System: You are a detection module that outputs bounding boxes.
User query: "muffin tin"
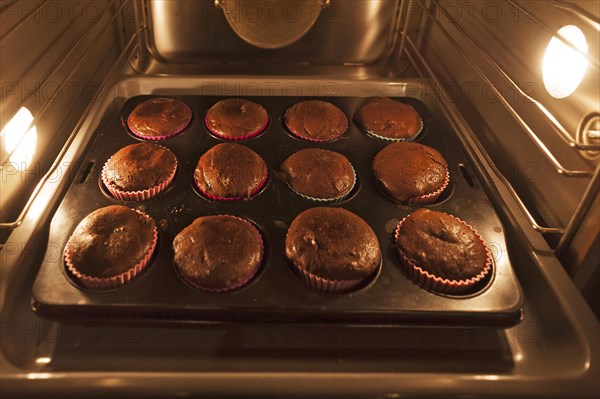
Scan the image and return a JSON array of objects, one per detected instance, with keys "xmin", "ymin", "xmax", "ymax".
[{"xmin": 32, "ymin": 95, "xmax": 524, "ymax": 327}]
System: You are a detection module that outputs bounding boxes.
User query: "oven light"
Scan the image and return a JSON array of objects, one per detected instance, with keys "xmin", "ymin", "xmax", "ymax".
[
  {"xmin": 542, "ymin": 25, "xmax": 588, "ymax": 99},
  {"xmin": 35, "ymin": 357, "xmax": 52, "ymax": 365},
  {"xmin": 1, "ymin": 107, "xmax": 37, "ymax": 171}
]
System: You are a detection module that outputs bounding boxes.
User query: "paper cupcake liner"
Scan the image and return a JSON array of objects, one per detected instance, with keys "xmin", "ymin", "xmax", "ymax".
[
  {"xmin": 178, "ymin": 216, "xmax": 263, "ymax": 293},
  {"xmin": 204, "ymin": 114, "xmax": 269, "ymax": 141},
  {"xmin": 363, "ymin": 117, "xmax": 424, "ymax": 143},
  {"xmin": 285, "ymin": 112, "xmax": 348, "ymax": 143},
  {"xmin": 295, "ymin": 265, "xmax": 364, "ymax": 293},
  {"xmin": 394, "ymin": 215, "xmax": 492, "ymax": 295},
  {"xmin": 287, "ymin": 164, "xmax": 357, "ymax": 203},
  {"xmin": 194, "ymin": 164, "xmax": 268, "ymax": 201},
  {"xmin": 64, "ymin": 210, "xmax": 158, "ymax": 290},
  {"xmin": 404, "ymin": 168, "xmax": 450, "ymax": 205},
  {"xmin": 101, "ymin": 148, "xmax": 178, "ymax": 202},
  {"xmin": 127, "ymin": 102, "xmax": 192, "ymax": 141}
]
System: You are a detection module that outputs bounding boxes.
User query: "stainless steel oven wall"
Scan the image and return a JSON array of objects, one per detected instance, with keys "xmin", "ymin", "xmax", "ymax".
[
  {"xmin": 0, "ymin": 0, "xmax": 132, "ymax": 232},
  {"xmin": 144, "ymin": 0, "xmax": 401, "ymax": 66},
  {"xmin": 399, "ymin": 0, "xmax": 599, "ymax": 275}
]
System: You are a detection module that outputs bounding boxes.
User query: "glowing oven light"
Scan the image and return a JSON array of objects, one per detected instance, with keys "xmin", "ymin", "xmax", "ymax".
[
  {"xmin": 1, "ymin": 107, "xmax": 37, "ymax": 171},
  {"xmin": 543, "ymin": 25, "xmax": 588, "ymax": 99}
]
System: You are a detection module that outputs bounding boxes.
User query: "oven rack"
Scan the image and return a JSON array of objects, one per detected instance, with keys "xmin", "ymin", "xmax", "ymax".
[
  {"xmin": 398, "ymin": 0, "xmax": 599, "ymax": 258},
  {"xmin": 0, "ymin": 0, "xmax": 142, "ymax": 229}
]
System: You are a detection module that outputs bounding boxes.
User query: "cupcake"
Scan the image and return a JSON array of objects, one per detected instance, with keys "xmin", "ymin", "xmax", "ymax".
[
  {"xmin": 394, "ymin": 209, "xmax": 492, "ymax": 294},
  {"xmin": 193, "ymin": 143, "xmax": 268, "ymax": 201},
  {"xmin": 283, "ymin": 100, "xmax": 347, "ymax": 142},
  {"xmin": 64, "ymin": 205, "xmax": 157, "ymax": 290},
  {"xmin": 372, "ymin": 142, "xmax": 449, "ymax": 204},
  {"xmin": 285, "ymin": 207, "xmax": 381, "ymax": 292},
  {"xmin": 102, "ymin": 142, "xmax": 178, "ymax": 201},
  {"xmin": 127, "ymin": 97, "xmax": 192, "ymax": 140},
  {"xmin": 279, "ymin": 148, "xmax": 355, "ymax": 201},
  {"xmin": 354, "ymin": 97, "xmax": 423, "ymax": 141},
  {"xmin": 173, "ymin": 215, "xmax": 263, "ymax": 292},
  {"xmin": 205, "ymin": 98, "xmax": 268, "ymax": 140}
]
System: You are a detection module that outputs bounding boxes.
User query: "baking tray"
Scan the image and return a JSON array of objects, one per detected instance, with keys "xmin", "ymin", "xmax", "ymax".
[{"xmin": 32, "ymin": 95, "xmax": 524, "ymax": 327}]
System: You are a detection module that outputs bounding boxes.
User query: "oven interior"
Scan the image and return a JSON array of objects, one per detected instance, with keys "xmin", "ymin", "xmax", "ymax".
[{"xmin": 0, "ymin": 1, "xmax": 598, "ymax": 397}]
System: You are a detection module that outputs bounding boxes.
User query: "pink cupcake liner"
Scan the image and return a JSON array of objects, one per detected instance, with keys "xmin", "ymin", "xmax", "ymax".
[
  {"xmin": 285, "ymin": 112, "xmax": 348, "ymax": 143},
  {"xmin": 404, "ymin": 168, "xmax": 450, "ymax": 205},
  {"xmin": 204, "ymin": 113, "xmax": 269, "ymax": 141},
  {"xmin": 394, "ymin": 215, "xmax": 493, "ymax": 295},
  {"xmin": 64, "ymin": 210, "xmax": 158, "ymax": 290},
  {"xmin": 287, "ymin": 163, "xmax": 357, "ymax": 203},
  {"xmin": 364, "ymin": 117, "xmax": 424, "ymax": 143},
  {"xmin": 101, "ymin": 149, "xmax": 178, "ymax": 202},
  {"xmin": 127, "ymin": 101, "xmax": 192, "ymax": 141},
  {"xmin": 178, "ymin": 216, "xmax": 263, "ymax": 293},
  {"xmin": 295, "ymin": 265, "xmax": 364, "ymax": 293},
  {"xmin": 194, "ymin": 164, "xmax": 268, "ymax": 201}
]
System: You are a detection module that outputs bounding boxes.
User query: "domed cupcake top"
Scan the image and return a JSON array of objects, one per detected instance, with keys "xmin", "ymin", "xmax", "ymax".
[
  {"xmin": 193, "ymin": 143, "xmax": 267, "ymax": 200},
  {"xmin": 354, "ymin": 97, "xmax": 422, "ymax": 140},
  {"xmin": 66, "ymin": 205, "xmax": 156, "ymax": 279},
  {"xmin": 205, "ymin": 98, "xmax": 268, "ymax": 140},
  {"xmin": 395, "ymin": 208, "xmax": 489, "ymax": 281},
  {"xmin": 372, "ymin": 142, "xmax": 448, "ymax": 203},
  {"xmin": 286, "ymin": 207, "xmax": 381, "ymax": 281},
  {"xmin": 173, "ymin": 215, "xmax": 263, "ymax": 291},
  {"xmin": 284, "ymin": 100, "xmax": 347, "ymax": 142},
  {"xmin": 127, "ymin": 97, "xmax": 192, "ymax": 140},
  {"xmin": 104, "ymin": 142, "xmax": 177, "ymax": 192},
  {"xmin": 280, "ymin": 148, "xmax": 355, "ymax": 200}
]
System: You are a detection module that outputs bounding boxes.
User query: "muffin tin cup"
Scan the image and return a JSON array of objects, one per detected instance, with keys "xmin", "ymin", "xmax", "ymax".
[
  {"xmin": 64, "ymin": 210, "xmax": 158, "ymax": 290},
  {"xmin": 362, "ymin": 117, "xmax": 424, "ymax": 143},
  {"xmin": 404, "ymin": 168, "xmax": 450, "ymax": 205},
  {"xmin": 295, "ymin": 266, "xmax": 365, "ymax": 293},
  {"xmin": 394, "ymin": 215, "xmax": 493, "ymax": 295},
  {"xmin": 284, "ymin": 113, "xmax": 349, "ymax": 143},
  {"xmin": 175, "ymin": 215, "xmax": 264, "ymax": 293},
  {"xmin": 127, "ymin": 101, "xmax": 193, "ymax": 141},
  {"xmin": 101, "ymin": 149, "xmax": 178, "ymax": 202},
  {"xmin": 286, "ymin": 164, "xmax": 357, "ymax": 203},
  {"xmin": 204, "ymin": 114, "xmax": 269, "ymax": 141}
]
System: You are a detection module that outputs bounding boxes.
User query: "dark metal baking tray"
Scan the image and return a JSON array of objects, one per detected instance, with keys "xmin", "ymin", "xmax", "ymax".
[{"xmin": 32, "ymin": 95, "xmax": 523, "ymax": 327}]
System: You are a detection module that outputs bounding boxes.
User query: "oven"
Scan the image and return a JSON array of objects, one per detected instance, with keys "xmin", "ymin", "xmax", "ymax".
[{"xmin": 1, "ymin": 1, "xmax": 598, "ymax": 397}]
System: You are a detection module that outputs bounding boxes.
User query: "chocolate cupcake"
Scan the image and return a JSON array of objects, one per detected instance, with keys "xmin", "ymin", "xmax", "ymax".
[
  {"xmin": 127, "ymin": 97, "xmax": 192, "ymax": 140},
  {"xmin": 285, "ymin": 207, "xmax": 381, "ymax": 292},
  {"xmin": 173, "ymin": 215, "xmax": 263, "ymax": 292},
  {"xmin": 205, "ymin": 98, "xmax": 268, "ymax": 140},
  {"xmin": 354, "ymin": 97, "xmax": 423, "ymax": 141},
  {"xmin": 372, "ymin": 142, "xmax": 449, "ymax": 204},
  {"xmin": 102, "ymin": 143, "xmax": 178, "ymax": 201},
  {"xmin": 280, "ymin": 148, "xmax": 356, "ymax": 201},
  {"xmin": 283, "ymin": 100, "xmax": 347, "ymax": 142},
  {"xmin": 394, "ymin": 209, "xmax": 492, "ymax": 294},
  {"xmin": 64, "ymin": 205, "xmax": 158, "ymax": 290},
  {"xmin": 193, "ymin": 143, "xmax": 268, "ymax": 201}
]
